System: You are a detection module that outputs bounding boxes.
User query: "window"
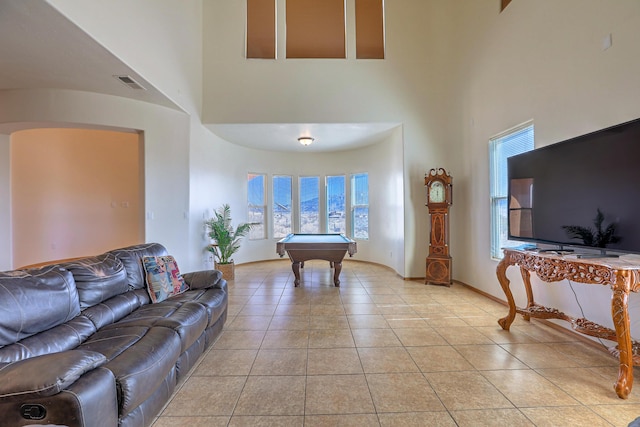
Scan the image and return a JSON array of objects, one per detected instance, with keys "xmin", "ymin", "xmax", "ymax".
[
  {"xmin": 326, "ymin": 175, "xmax": 346, "ymax": 234},
  {"xmin": 248, "ymin": 173, "xmax": 266, "ymax": 239},
  {"xmin": 246, "ymin": 0, "xmax": 276, "ymax": 59},
  {"xmin": 351, "ymin": 173, "xmax": 369, "ymax": 239},
  {"xmin": 246, "ymin": 0, "xmax": 384, "ymax": 60},
  {"xmin": 501, "ymin": 0, "xmax": 512, "ymax": 12},
  {"xmin": 256, "ymin": 172, "xmax": 369, "ymax": 238},
  {"xmin": 489, "ymin": 123, "xmax": 534, "ymax": 259},
  {"xmin": 355, "ymin": 0, "xmax": 384, "ymax": 59},
  {"xmin": 299, "ymin": 176, "xmax": 320, "ymax": 233},
  {"xmin": 286, "ymin": 0, "xmax": 345, "ymax": 58},
  {"xmin": 273, "ymin": 175, "xmax": 292, "ymax": 238}
]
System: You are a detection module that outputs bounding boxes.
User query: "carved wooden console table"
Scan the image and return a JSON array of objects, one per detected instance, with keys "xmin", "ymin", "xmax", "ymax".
[{"xmin": 496, "ymin": 248, "xmax": 640, "ymax": 399}]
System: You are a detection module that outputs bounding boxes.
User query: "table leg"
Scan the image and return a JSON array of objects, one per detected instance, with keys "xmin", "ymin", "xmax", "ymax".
[
  {"xmin": 612, "ymin": 271, "xmax": 634, "ymax": 399},
  {"xmin": 497, "ymin": 256, "xmax": 516, "ymax": 331},
  {"xmin": 333, "ymin": 262, "xmax": 342, "ymax": 287},
  {"xmin": 292, "ymin": 262, "xmax": 301, "ymax": 287},
  {"xmin": 520, "ymin": 267, "xmax": 534, "ymax": 322}
]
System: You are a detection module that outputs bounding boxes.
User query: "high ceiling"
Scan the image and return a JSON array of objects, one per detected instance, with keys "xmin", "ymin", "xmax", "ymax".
[
  {"xmin": 206, "ymin": 123, "xmax": 399, "ymax": 153},
  {"xmin": 0, "ymin": 1, "xmax": 176, "ymax": 110},
  {"xmin": 0, "ymin": 1, "xmax": 396, "ymax": 152}
]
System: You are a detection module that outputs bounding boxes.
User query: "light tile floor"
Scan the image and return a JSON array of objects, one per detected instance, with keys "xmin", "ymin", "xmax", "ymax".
[{"xmin": 152, "ymin": 259, "xmax": 640, "ymax": 426}]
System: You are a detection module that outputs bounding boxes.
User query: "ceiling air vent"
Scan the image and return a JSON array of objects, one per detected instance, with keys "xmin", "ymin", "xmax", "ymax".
[{"xmin": 114, "ymin": 75, "xmax": 146, "ymax": 90}]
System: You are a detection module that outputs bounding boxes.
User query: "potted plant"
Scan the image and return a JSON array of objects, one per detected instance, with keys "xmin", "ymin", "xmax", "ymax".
[{"xmin": 205, "ymin": 204, "xmax": 252, "ymax": 280}]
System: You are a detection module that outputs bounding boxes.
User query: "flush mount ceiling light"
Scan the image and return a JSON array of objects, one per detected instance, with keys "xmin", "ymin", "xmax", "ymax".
[{"xmin": 298, "ymin": 136, "xmax": 314, "ymax": 146}]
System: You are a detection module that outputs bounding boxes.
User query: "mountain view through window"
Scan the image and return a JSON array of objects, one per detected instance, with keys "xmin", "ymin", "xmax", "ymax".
[{"xmin": 249, "ymin": 173, "xmax": 369, "ymax": 239}]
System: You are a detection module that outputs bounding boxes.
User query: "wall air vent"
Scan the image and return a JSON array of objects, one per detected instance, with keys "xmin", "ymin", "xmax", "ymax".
[{"xmin": 114, "ymin": 75, "xmax": 146, "ymax": 90}]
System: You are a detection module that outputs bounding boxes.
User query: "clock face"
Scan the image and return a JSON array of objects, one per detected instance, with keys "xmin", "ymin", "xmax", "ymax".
[{"xmin": 429, "ymin": 181, "xmax": 445, "ymax": 203}]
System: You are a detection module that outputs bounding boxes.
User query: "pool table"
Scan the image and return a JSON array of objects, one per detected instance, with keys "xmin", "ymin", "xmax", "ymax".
[{"xmin": 276, "ymin": 233, "xmax": 357, "ymax": 287}]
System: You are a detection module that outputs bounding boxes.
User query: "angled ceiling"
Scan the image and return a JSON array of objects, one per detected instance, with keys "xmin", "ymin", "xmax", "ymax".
[
  {"xmin": 0, "ymin": 0, "xmax": 396, "ymax": 152},
  {"xmin": 0, "ymin": 1, "xmax": 178, "ymax": 110}
]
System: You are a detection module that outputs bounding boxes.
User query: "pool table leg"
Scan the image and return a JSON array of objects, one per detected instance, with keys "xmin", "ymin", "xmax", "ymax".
[
  {"xmin": 292, "ymin": 261, "xmax": 301, "ymax": 287},
  {"xmin": 333, "ymin": 262, "xmax": 342, "ymax": 287}
]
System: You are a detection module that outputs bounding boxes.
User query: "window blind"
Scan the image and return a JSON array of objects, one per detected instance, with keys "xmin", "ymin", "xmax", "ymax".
[{"xmin": 489, "ymin": 123, "xmax": 534, "ymax": 259}]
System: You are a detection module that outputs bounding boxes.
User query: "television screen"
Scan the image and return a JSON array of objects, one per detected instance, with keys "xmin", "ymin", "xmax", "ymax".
[{"xmin": 507, "ymin": 117, "xmax": 640, "ymax": 254}]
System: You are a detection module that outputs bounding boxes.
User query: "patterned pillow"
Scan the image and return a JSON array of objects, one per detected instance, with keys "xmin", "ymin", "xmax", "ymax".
[{"xmin": 142, "ymin": 255, "xmax": 189, "ymax": 303}]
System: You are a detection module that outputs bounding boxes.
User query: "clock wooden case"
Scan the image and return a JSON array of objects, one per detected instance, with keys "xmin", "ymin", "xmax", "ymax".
[{"xmin": 425, "ymin": 168, "xmax": 453, "ymax": 286}]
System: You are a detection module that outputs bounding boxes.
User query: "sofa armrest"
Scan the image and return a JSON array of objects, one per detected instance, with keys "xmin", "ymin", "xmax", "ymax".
[
  {"xmin": 182, "ymin": 270, "xmax": 226, "ymax": 291},
  {"xmin": 0, "ymin": 350, "xmax": 106, "ymax": 401}
]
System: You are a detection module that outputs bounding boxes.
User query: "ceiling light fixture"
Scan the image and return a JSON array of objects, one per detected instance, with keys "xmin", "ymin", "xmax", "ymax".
[{"xmin": 298, "ymin": 136, "xmax": 314, "ymax": 146}]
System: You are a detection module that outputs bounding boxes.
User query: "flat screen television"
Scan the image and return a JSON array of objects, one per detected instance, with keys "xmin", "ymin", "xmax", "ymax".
[{"xmin": 507, "ymin": 117, "xmax": 640, "ymax": 255}]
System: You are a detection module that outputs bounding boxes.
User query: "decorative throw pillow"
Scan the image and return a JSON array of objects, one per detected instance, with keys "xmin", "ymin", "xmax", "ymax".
[{"xmin": 142, "ymin": 255, "xmax": 189, "ymax": 303}]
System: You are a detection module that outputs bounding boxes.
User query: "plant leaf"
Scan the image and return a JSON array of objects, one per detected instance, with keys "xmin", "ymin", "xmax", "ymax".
[{"xmin": 205, "ymin": 204, "xmax": 253, "ymax": 264}]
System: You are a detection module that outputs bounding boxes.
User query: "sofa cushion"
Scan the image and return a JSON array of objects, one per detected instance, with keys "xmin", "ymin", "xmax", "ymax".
[
  {"xmin": 0, "ymin": 350, "xmax": 106, "ymax": 399},
  {"xmin": 59, "ymin": 253, "xmax": 129, "ymax": 309},
  {"xmin": 170, "ymin": 288, "xmax": 228, "ymax": 328},
  {"xmin": 0, "ymin": 315, "xmax": 96, "ymax": 363},
  {"xmin": 81, "ymin": 291, "xmax": 142, "ymax": 330},
  {"xmin": 142, "ymin": 255, "xmax": 189, "ymax": 303},
  {"xmin": 101, "ymin": 301, "xmax": 208, "ymax": 353},
  {"xmin": 79, "ymin": 325, "xmax": 181, "ymax": 415},
  {"xmin": 0, "ymin": 266, "xmax": 80, "ymax": 347},
  {"xmin": 182, "ymin": 269, "xmax": 223, "ymax": 290},
  {"xmin": 108, "ymin": 243, "xmax": 168, "ymax": 290}
]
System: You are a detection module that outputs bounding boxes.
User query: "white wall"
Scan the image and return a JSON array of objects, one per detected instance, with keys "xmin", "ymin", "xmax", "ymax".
[
  {"xmin": 202, "ymin": 0, "xmax": 460, "ymax": 278},
  {"xmin": 42, "ymin": 0, "xmax": 213, "ymax": 272},
  {"xmin": 451, "ymin": 0, "xmax": 640, "ymax": 336},
  {"xmin": 0, "ymin": 89, "xmax": 192, "ymax": 268},
  {"xmin": 40, "ymin": 0, "xmax": 459, "ymax": 277},
  {"xmin": 189, "ymin": 125, "xmax": 405, "ymax": 274},
  {"xmin": 16, "ymin": 1, "xmax": 638, "ymax": 319},
  {"xmin": 47, "ymin": 0, "xmax": 203, "ymax": 115}
]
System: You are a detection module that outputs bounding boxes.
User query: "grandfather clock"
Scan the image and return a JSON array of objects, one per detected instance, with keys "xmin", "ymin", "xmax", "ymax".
[{"xmin": 425, "ymin": 168, "xmax": 453, "ymax": 286}]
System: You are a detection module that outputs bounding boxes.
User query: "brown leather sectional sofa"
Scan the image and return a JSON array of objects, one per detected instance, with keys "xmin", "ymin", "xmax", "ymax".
[{"xmin": 0, "ymin": 243, "xmax": 228, "ymax": 427}]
